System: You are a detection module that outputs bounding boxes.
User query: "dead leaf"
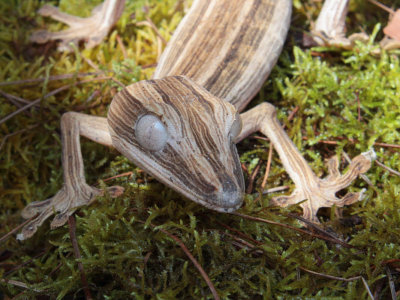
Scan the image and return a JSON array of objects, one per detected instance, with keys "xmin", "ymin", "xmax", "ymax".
[{"xmin": 384, "ymin": 9, "xmax": 400, "ymax": 41}]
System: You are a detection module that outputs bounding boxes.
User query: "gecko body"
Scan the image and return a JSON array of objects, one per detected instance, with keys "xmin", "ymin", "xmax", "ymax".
[{"xmin": 18, "ymin": 0, "xmax": 374, "ymax": 240}]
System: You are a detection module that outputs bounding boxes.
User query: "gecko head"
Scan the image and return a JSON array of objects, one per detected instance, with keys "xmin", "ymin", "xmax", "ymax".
[{"xmin": 108, "ymin": 76, "xmax": 244, "ymax": 212}]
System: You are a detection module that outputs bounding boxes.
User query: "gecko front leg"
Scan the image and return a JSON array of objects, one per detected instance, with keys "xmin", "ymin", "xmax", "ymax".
[
  {"xmin": 30, "ymin": 0, "xmax": 125, "ymax": 51},
  {"xmin": 18, "ymin": 112, "xmax": 123, "ymax": 240},
  {"xmin": 237, "ymin": 103, "xmax": 375, "ymax": 223}
]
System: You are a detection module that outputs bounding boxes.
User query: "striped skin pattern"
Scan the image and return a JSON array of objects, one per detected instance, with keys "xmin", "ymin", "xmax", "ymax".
[
  {"xmin": 108, "ymin": 76, "xmax": 245, "ymax": 212},
  {"xmin": 107, "ymin": 0, "xmax": 292, "ymax": 212},
  {"xmin": 153, "ymin": 0, "xmax": 292, "ymax": 112},
  {"xmin": 19, "ymin": 0, "xmax": 294, "ymax": 240}
]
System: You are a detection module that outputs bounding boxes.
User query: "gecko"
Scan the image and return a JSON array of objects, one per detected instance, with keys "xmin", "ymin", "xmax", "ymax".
[{"xmin": 17, "ymin": 0, "xmax": 375, "ymax": 240}]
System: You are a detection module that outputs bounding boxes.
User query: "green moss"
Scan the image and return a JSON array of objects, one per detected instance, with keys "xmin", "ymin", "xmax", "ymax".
[{"xmin": 1, "ymin": 0, "xmax": 400, "ymax": 299}]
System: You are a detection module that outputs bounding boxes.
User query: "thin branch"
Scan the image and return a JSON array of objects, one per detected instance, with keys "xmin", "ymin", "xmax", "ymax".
[
  {"xmin": 246, "ymin": 160, "xmax": 262, "ymax": 194},
  {"xmin": 373, "ymin": 142, "xmax": 400, "ymax": 149},
  {"xmin": 216, "ymin": 221, "xmax": 262, "ymax": 246},
  {"xmin": 299, "ymin": 267, "xmax": 374, "ymax": 300},
  {"xmin": 0, "ymin": 214, "xmax": 38, "ymax": 245},
  {"xmin": 0, "ymin": 90, "xmax": 32, "ymax": 106},
  {"xmin": 262, "ymin": 185, "xmax": 289, "ymax": 194},
  {"xmin": 0, "ymin": 72, "xmax": 100, "ymax": 87},
  {"xmin": 288, "ymin": 213, "xmax": 340, "ymax": 241},
  {"xmin": 4, "ymin": 249, "xmax": 47, "ymax": 277},
  {"xmin": 385, "ymin": 266, "xmax": 397, "ymax": 300},
  {"xmin": 232, "ymin": 212, "xmax": 355, "ymax": 249},
  {"xmin": 0, "ymin": 125, "xmax": 38, "ymax": 152},
  {"xmin": 68, "ymin": 215, "xmax": 93, "ymax": 300},
  {"xmin": 261, "ymin": 145, "xmax": 274, "ymax": 190},
  {"xmin": 375, "ymin": 160, "xmax": 400, "ymax": 177},
  {"xmin": 138, "ymin": 220, "xmax": 220, "ymax": 300},
  {"xmin": 283, "ymin": 106, "xmax": 299, "ymax": 129},
  {"xmin": 83, "ymin": 57, "xmax": 125, "ymax": 88},
  {"xmin": 0, "ymin": 76, "xmax": 110, "ymax": 125},
  {"xmin": 355, "ymin": 91, "xmax": 362, "ymax": 122},
  {"xmin": 302, "ymin": 136, "xmax": 400, "ymax": 150},
  {"xmin": 102, "ymin": 171, "xmax": 134, "ymax": 183},
  {"xmin": 116, "ymin": 34, "xmax": 128, "ymax": 59},
  {"xmin": 0, "ymin": 279, "xmax": 42, "ymax": 292},
  {"xmin": 136, "ymin": 18, "xmax": 168, "ymax": 45},
  {"xmin": 368, "ymin": 0, "xmax": 395, "ymax": 14}
]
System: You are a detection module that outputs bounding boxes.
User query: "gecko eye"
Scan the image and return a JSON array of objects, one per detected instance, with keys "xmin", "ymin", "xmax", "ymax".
[
  {"xmin": 135, "ymin": 114, "xmax": 168, "ymax": 151},
  {"xmin": 229, "ymin": 112, "xmax": 242, "ymax": 139}
]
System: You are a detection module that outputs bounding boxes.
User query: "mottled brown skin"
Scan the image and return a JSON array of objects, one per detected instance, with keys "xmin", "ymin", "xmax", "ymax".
[{"xmin": 19, "ymin": 0, "xmax": 375, "ymax": 240}]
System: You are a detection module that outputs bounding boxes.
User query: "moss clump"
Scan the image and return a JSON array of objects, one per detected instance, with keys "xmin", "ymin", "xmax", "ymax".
[{"xmin": 1, "ymin": 0, "xmax": 400, "ymax": 299}]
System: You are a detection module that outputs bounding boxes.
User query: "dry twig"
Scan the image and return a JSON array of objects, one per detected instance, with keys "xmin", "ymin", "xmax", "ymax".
[
  {"xmin": 0, "ymin": 76, "xmax": 110, "ymax": 125},
  {"xmin": 232, "ymin": 212, "xmax": 354, "ymax": 249},
  {"xmin": 299, "ymin": 266, "xmax": 374, "ymax": 300},
  {"xmin": 68, "ymin": 216, "xmax": 93, "ymax": 300},
  {"xmin": 137, "ymin": 220, "xmax": 220, "ymax": 300}
]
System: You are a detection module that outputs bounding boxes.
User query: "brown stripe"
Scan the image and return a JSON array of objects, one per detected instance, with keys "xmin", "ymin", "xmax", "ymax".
[{"xmin": 204, "ymin": 0, "xmax": 274, "ymax": 98}]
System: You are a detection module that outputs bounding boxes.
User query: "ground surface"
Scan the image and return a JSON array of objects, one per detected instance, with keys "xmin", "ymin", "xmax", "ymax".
[{"xmin": 1, "ymin": 0, "xmax": 400, "ymax": 299}]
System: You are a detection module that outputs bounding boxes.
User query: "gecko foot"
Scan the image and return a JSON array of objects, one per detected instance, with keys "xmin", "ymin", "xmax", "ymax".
[
  {"xmin": 30, "ymin": 0, "xmax": 125, "ymax": 51},
  {"xmin": 309, "ymin": 0, "xmax": 369, "ymax": 49},
  {"xmin": 270, "ymin": 150, "xmax": 376, "ymax": 223},
  {"xmin": 17, "ymin": 184, "xmax": 124, "ymax": 240}
]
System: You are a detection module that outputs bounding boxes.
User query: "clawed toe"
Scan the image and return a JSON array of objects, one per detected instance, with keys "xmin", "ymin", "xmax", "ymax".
[
  {"xmin": 30, "ymin": 1, "xmax": 125, "ymax": 51},
  {"xmin": 271, "ymin": 150, "xmax": 375, "ymax": 223},
  {"xmin": 17, "ymin": 182, "xmax": 125, "ymax": 240}
]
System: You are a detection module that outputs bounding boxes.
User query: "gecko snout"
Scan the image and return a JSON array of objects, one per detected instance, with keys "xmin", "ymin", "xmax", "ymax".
[{"xmin": 211, "ymin": 175, "xmax": 244, "ymax": 213}]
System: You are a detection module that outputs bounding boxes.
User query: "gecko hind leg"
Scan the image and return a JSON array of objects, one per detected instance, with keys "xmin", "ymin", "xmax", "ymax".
[
  {"xmin": 18, "ymin": 112, "xmax": 123, "ymax": 240},
  {"xmin": 310, "ymin": 0, "xmax": 368, "ymax": 49},
  {"xmin": 236, "ymin": 102, "xmax": 375, "ymax": 223},
  {"xmin": 30, "ymin": 0, "xmax": 126, "ymax": 51}
]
